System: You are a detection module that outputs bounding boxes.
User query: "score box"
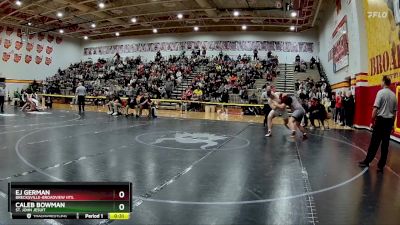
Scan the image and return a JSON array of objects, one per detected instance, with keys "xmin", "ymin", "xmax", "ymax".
[{"xmin": 8, "ymin": 182, "xmax": 132, "ymax": 219}]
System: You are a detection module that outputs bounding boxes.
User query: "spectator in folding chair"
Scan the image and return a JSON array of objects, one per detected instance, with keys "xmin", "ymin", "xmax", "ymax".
[
  {"xmin": 125, "ymin": 96, "xmax": 139, "ymax": 117},
  {"xmin": 45, "ymin": 96, "xmax": 53, "ymax": 109},
  {"xmin": 150, "ymin": 99, "xmax": 158, "ymax": 118},
  {"xmin": 12, "ymin": 90, "xmax": 21, "ymax": 107},
  {"xmin": 107, "ymin": 95, "xmax": 122, "ymax": 116},
  {"xmin": 138, "ymin": 94, "xmax": 152, "ymax": 118},
  {"xmin": 308, "ymin": 98, "xmax": 329, "ymax": 130}
]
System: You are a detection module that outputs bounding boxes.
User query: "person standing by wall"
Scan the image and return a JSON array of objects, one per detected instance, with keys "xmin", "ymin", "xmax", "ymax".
[
  {"xmin": 75, "ymin": 82, "xmax": 86, "ymax": 113},
  {"xmin": 0, "ymin": 82, "xmax": 5, "ymax": 113},
  {"xmin": 335, "ymin": 91, "xmax": 343, "ymax": 124},
  {"xmin": 165, "ymin": 78, "xmax": 174, "ymax": 99},
  {"xmin": 294, "ymin": 54, "xmax": 301, "ymax": 72},
  {"xmin": 253, "ymin": 49, "xmax": 258, "ymax": 60},
  {"xmin": 343, "ymin": 91, "xmax": 355, "ymax": 127},
  {"xmin": 359, "ymin": 76, "xmax": 397, "ymax": 172}
]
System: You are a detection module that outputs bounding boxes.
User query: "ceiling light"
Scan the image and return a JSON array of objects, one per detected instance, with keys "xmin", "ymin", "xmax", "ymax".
[
  {"xmin": 91, "ymin": 23, "xmax": 96, "ymax": 28},
  {"xmin": 15, "ymin": 0, "xmax": 22, "ymax": 6},
  {"xmin": 177, "ymin": 13, "xmax": 183, "ymax": 19},
  {"xmin": 131, "ymin": 18, "xmax": 137, "ymax": 23},
  {"xmin": 98, "ymin": 2, "xmax": 105, "ymax": 9},
  {"xmin": 153, "ymin": 28, "xmax": 158, "ymax": 33},
  {"xmin": 194, "ymin": 26, "xmax": 199, "ymax": 31},
  {"xmin": 115, "ymin": 32, "xmax": 120, "ymax": 36},
  {"xmin": 56, "ymin": 12, "xmax": 63, "ymax": 18},
  {"xmin": 241, "ymin": 25, "xmax": 247, "ymax": 30},
  {"xmin": 290, "ymin": 26, "xmax": 295, "ymax": 31},
  {"xmin": 291, "ymin": 11, "xmax": 297, "ymax": 17},
  {"xmin": 27, "ymin": 22, "xmax": 32, "ymax": 26},
  {"xmin": 59, "ymin": 29, "xmax": 64, "ymax": 34},
  {"xmin": 84, "ymin": 36, "xmax": 88, "ymax": 40},
  {"xmin": 233, "ymin": 11, "xmax": 239, "ymax": 17}
]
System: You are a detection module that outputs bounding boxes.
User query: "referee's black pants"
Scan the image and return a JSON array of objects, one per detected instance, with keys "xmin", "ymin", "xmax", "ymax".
[
  {"xmin": 77, "ymin": 96, "xmax": 85, "ymax": 112},
  {"xmin": 0, "ymin": 96, "xmax": 4, "ymax": 113},
  {"xmin": 364, "ymin": 116, "xmax": 395, "ymax": 169},
  {"xmin": 263, "ymin": 104, "xmax": 271, "ymax": 127}
]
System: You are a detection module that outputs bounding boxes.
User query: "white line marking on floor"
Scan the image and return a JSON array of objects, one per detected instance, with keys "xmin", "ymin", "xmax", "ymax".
[
  {"xmin": 0, "ymin": 129, "xmax": 26, "ymax": 135},
  {"xmin": 312, "ymin": 133, "xmax": 400, "ymax": 179}
]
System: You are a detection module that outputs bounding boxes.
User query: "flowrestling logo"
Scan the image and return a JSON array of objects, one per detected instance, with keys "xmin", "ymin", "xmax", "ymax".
[{"xmin": 368, "ymin": 11, "xmax": 388, "ymax": 18}]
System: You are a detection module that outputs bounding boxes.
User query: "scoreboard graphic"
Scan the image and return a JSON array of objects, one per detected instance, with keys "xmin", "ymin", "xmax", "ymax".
[{"xmin": 8, "ymin": 182, "xmax": 132, "ymax": 220}]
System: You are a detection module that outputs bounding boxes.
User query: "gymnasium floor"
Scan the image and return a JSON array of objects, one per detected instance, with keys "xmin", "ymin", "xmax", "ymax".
[{"xmin": 0, "ymin": 106, "xmax": 400, "ymax": 225}]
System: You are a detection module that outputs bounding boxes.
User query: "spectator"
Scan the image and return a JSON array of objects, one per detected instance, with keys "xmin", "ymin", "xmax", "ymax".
[
  {"xmin": 267, "ymin": 51, "xmax": 272, "ymax": 58},
  {"xmin": 0, "ymin": 83, "xmax": 5, "ymax": 113},
  {"xmin": 107, "ymin": 94, "xmax": 122, "ymax": 116},
  {"xmin": 335, "ymin": 91, "xmax": 343, "ymax": 124},
  {"xmin": 310, "ymin": 56, "xmax": 316, "ymax": 69},
  {"xmin": 219, "ymin": 51, "xmax": 223, "ymax": 60},
  {"xmin": 165, "ymin": 78, "xmax": 174, "ymax": 99},
  {"xmin": 138, "ymin": 93, "xmax": 151, "ymax": 117},
  {"xmin": 343, "ymin": 91, "xmax": 355, "ymax": 127},
  {"xmin": 249, "ymin": 93, "xmax": 258, "ymax": 104},
  {"xmin": 309, "ymin": 98, "xmax": 328, "ymax": 130},
  {"xmin": 294, "ymin": 54, "xmax": 301, "ymax": 72},
  {"xmin": 125, "ymin": 95, "xmax": 138, "ymax": 117},
  {"xmin": 253, "ymin": 49, "xmax": 258, "ymax": 60},
  {"xmin": 202, "ymin": 47, "xmax": 207, "ymax": 57},
  {"xmin": 221, "ymin": 89, "xmax": 229, "ymax": 103}
]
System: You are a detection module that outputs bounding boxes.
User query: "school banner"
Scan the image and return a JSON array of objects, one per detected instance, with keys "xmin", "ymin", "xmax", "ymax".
[
  {"xmin": 332, "ymin": 16, "xmax": 349, "ymax": 72},
  {"xmin": 83, "ymin": 40, "xmax": 314, "ymax": 56},
  {"xmin": 357, "ymin": 0, "xmax": 400, "ymax": 138}
]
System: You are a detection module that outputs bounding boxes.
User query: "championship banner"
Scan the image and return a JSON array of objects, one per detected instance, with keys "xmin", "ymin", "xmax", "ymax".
[
  {"xmin": 357, "ymin": 0, "xmax": 400, "ymax": 138},
  {"xmin": 332, "ymin": 16, "xmax": 349, "ymax": 72}
]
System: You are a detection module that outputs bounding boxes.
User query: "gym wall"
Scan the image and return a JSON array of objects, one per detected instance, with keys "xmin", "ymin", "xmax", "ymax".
[
  {"xmin": 0, "ymin": 26, "xmax": 82, "ymax": 93},
  {"xmin": 318, "ymin": 0, "xmax": 400, "ymax": 140}
]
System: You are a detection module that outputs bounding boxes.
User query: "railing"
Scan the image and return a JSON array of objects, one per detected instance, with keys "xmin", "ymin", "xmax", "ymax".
[
  {"xmin": 38, "ymin": 93, "xmax": 264, "ymax": 108},
  {"xmin": 284, "ymin": 63, "xmax": 287, "ymax": 93},
  {"xmin": 316, "ymin": 62, "xmax": 332, "ymax": 93}
]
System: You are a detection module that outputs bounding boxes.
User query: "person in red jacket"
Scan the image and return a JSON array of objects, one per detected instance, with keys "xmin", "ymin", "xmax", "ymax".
[{"xmin": 335, "ymin": 92, "xmax": 343, "ymax": 124}]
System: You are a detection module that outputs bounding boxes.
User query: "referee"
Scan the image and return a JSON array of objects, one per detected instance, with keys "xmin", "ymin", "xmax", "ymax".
[
  {"xmin": 261, "ymin": 85, "xmax": 272, "ymax": 127},
  {"xmin": 359, "ymin": 76, "xmax": 398, "ymax": 172},
  {"xmin": 75, "ymin": 82, "xmax": 86, "ymax": 113},
  {"xmin": 0, "ymin": 82, "xmax": 5, "ymax": 113}
]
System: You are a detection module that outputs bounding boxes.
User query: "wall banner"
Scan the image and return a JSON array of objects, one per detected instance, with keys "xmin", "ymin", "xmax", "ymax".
[
  {"xmin": 365, "ymin": 0, "xmax": 400, "ymax": 85},
  {"xmin": 357, "ymin": 0, "xmax": 400, "ymax": 137},
  {"xmin": 83, "ymin": 40, "xmax": 314, "ymax": 56},
  {"xmin": 332, "ymin": 16, "xmax": 349, "ymax": 72}
]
